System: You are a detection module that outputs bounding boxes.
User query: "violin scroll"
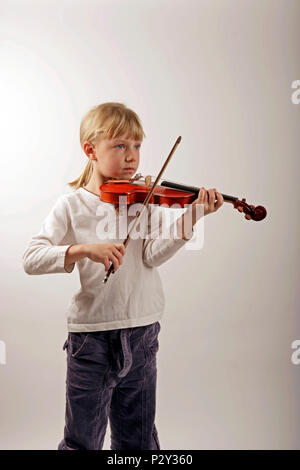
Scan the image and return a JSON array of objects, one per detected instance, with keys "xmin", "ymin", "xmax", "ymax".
[{"xmin": 233, "ymin": 198, "xmax": 267, "ymax": 221}]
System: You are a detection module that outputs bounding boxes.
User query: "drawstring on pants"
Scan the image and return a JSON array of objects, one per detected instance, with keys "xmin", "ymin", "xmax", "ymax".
[{"xmin": 110, "ymin": 329, "xmax": 133, "ymax": 378}]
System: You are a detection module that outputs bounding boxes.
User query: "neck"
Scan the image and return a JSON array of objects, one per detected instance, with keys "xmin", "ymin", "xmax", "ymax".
[{"xmin": 83, "ymin": 172, "xmax": 111, "ymax": 196}]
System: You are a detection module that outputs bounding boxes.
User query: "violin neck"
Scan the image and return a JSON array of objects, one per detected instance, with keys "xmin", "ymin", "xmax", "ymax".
[{"xmin": 160, "ymin": 180, "xmax": 237, "ymax": 203}]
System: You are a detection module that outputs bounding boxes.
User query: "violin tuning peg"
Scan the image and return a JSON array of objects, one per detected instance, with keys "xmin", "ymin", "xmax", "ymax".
[
  {"xmin": 237, "ymin": 206, "xmax": 243, "ymax": 212},
  {"xmin": 145, "ymin": 175, "xmax": 152, "ymax": 187},
  {"xmin": 244, "ymin": 214, "xmax": 252, "ymax": 220}
]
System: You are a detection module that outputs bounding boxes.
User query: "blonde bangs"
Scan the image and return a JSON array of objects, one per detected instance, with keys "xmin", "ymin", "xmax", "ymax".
[{"xmin": 69, "ymin": 102, "xmax": 146, "ymax": 189}]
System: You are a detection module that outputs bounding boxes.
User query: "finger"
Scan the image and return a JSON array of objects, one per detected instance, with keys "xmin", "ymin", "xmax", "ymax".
[
  {"xmin": 113, "ymin": 247, "xmax": 123, "ymax": 264},
  {"xmin": 195, "ymin": 187, "xmax": 208, "ymax": 206},
  {"xmin": 202, "ymin": 187, "xmax": 208, "ymax": 204},
  {"xmin": 215, "ymin": 191, "xmax": 224, "ymax": 208},
  {"xmin": 110, "ymin": 254, "xmax": 120, "ymax": 271},
  {"xmin": 117, "ymin": 244, "xmax": 126, "ymax": 255},
  {"xmin": 212, "ymin": 188, "xmax": 219, "ymax": 208},
  {"xmin": 197, "ymin": 187, "xmax": 205, "ymax": 203},
  {"xmin": 212, "ymin": 188, "xmax": 218, "ymax": 206},
  {"xmin": 215, "ymin": 189, "xmax": 223, "ymax": 203},
  {"xmin": 104, "ymin": 256, "xmax": 110, "ymax": 271},
  {"xmin": 208, "ymin": 189, "xmax": 215, "ymax": 209},
  {"xmin": 213, "ymin": 188, "xmax": 222, "ymax": 199}
]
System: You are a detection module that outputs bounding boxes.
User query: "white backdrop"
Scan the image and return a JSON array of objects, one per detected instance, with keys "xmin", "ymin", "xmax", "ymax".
[{"xmin": 0, "ymin": 0, "xmax": 299, "ymax": 449}]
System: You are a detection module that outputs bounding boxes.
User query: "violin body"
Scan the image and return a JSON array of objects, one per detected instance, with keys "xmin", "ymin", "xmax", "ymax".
[{"xmin": 100, "ymin": 180, "xmax": 196, "ymax": 208}]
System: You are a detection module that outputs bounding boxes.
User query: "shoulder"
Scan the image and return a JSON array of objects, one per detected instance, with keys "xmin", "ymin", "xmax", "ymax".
[
  {"xmin": 48, "ymin": 189, "xmax": 81, "ymax": 217},
  {"xmin": 59, "ymin": 188, "xmax": 83, "ymax": 207},
  {"xmin": 56, "ymin": 187, "xmax": 98, "ymax": 215}
]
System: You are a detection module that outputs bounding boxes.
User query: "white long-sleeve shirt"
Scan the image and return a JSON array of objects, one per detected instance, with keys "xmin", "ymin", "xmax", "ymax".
[{"xmin": 22, "ymin": 186, "xmax": 196, "ymax": 332}]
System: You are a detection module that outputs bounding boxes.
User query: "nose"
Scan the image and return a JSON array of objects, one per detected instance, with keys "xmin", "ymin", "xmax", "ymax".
[{"xmin": 125, "ymin": 152, "xmax": 136, "ymax": 163}]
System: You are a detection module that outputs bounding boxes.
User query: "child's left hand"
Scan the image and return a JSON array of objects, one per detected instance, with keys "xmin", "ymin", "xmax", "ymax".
[{"xmin": 192, "ymin": 187, "xmax": 224, "ymax": 217}]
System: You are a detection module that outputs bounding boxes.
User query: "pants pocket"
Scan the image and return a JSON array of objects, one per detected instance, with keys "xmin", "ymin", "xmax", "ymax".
[
  {"xmin": 62, "ymin": 333, "xmax": 70, "ymax": 351},
  {"xmin": 70, "ymin": 333, "xmax": 90, "ymax": 358},
  {"xmin": 69, "ymin": 332, "xmax": 111, "ymax": 367},
  {"xmin": 145, "ymin": 323, "xmax": 160, "ymax": 361}
]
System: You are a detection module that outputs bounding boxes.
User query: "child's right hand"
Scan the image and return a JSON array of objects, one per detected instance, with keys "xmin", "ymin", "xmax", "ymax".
[{"xmin": 84, "ymin": 243, "xmax": 126, "ymax": 272}]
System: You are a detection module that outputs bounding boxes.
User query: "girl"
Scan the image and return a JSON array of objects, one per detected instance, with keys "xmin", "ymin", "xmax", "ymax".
[{"xmin": 22, "ymin": 102, "xmax": 223, "ymax": 450}]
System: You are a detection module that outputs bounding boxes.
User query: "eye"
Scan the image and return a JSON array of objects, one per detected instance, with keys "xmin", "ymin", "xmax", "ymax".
[{"xmin": 115, "ymin": 144, "xmax": 141, "ymax": 149}]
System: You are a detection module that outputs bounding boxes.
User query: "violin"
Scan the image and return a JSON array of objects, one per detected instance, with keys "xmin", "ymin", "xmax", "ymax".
[
  {"xmin": 100, "ymin": 136, "xmax": 267, "ymax": 284},
  {"xmin": 100, "ymin": 173, "xmax": 267, "ymax": 222}
]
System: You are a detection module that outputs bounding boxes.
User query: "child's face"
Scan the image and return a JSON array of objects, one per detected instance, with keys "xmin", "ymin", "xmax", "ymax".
[{"xmin": 92, "ymin": 134, "xmax": 142, "ymax": 179}]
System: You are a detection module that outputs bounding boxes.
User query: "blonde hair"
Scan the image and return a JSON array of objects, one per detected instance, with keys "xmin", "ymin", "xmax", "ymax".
[{"xmin": 68, "ymin": 102, "xmax": 146, "ymax": 189}]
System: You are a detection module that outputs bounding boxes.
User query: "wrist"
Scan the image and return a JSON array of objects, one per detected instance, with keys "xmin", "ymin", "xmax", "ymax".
[
  {"xmin": 191, "ymin": 202, "xmax": 204, "ymax": 222},
  {"xmin": 64, "ymin": 244, "xmax": 88, "ymax": 268},
  {"xmin": 79, "ymin": 244, "xmax": 89, "ymax": 257},
  {"xmin": 177, "ymin": 208, "xmax": 194, "ymax": 240},
  {"xmin": 70, "ymin": 243, "xmax": 88, "ymax": 258}
]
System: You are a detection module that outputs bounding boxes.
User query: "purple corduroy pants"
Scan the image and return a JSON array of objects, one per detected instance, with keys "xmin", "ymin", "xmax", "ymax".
[{"xmin": 57, "ymin": 321, "xmax": 161, "ymax": 450}]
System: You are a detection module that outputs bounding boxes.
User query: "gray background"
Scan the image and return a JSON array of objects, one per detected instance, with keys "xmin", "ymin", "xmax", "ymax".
[{"xmin": 0, "ymin": 0, "xmax": 299, "ymax": 449}]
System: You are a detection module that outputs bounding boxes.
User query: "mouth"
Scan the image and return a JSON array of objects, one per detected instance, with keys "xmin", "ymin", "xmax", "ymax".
[{"xmin": 123, "ymin": 168, "xmax": 135, "ymax": 172}]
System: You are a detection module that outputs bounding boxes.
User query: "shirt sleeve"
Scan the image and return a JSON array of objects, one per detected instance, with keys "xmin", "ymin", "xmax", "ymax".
[
  {"xmin": 22, "ymin": 195, "xmax": 75, "ymax": 275},
  {"xmin": 142, "ymin": 204, "xmax": 196, "ymax": 268}
]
